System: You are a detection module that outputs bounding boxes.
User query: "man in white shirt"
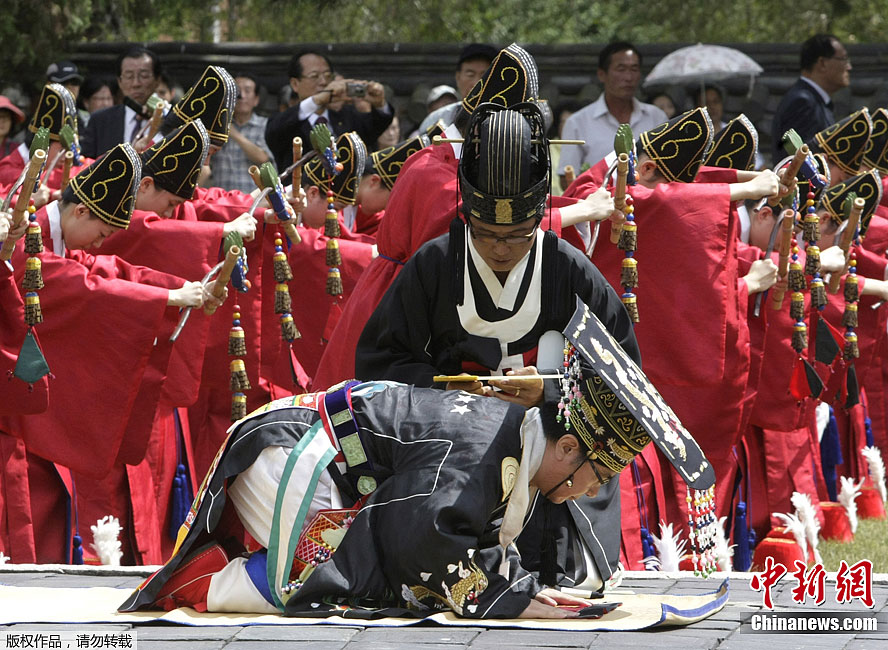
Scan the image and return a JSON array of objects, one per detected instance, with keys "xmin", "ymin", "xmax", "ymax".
[{"xmin": 557, "ymin": 41, "xmax": 666, "ymax": 191}]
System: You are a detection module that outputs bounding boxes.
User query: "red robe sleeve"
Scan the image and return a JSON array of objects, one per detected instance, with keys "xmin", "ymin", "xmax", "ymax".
[{"xmin": 0, "ymin": 233, "xmax": 175, "ymax": 478}]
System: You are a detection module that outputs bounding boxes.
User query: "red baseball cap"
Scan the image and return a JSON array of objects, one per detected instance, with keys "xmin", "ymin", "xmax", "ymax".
[{"xmin": 0, "ymin": 95, "xmax": 25, "ymax": 123}]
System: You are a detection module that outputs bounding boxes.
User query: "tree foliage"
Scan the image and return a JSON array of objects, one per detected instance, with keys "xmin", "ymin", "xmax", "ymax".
[{"xmin": 2, "ymin": 0, "xmax": 886, "ymax": 95}]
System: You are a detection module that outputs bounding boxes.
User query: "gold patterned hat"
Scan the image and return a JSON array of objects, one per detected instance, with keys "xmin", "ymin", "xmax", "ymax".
[
  {"xmin": 461, "ymin": 43, "xmax": 539, "ymax": 115},
  {"xmin": 861, "ymin": 107, "xmax": 888, "ymax": 174},
  {"xmin": 162, "ymin": 66, "xmax": 236, "ymax": 146},
  {"xmin": 305, "ymin": 131, "xmax": 367, "ymax": 205},
  {"xmin": 819, "ymin": 169, "xmax": 883, "ymax": 236},
  {"xmin": 28, "ymin": 83, "xmax": 77, "ymax": 140},
  {"xmin": 458, "ymin": 102, "xmax": 549, "ymax": 225},
  {"xmin": 68, "ymin": 143, "xmax": 142, "ymax": 229},
  {"xmin": 369, "ymin": 134, "xmax": 429, "ymax": 191},
  {"xmin": 638, "ymin": 107, "xmax": 714, "ymax": 183},
  {"xmin": 809, "ymin": 108, "xmax": 872, "ymax": 176},
  {"xmin": 542, "ymin": 298, "xmax": 715, "ymax": 490},
  {"xmin": 703, "ymin": 114, "xmax": 758, "ymax": 171},
  {"xmin": 141, "ymin": 120, "xmax": 210, "ymax": 199}
]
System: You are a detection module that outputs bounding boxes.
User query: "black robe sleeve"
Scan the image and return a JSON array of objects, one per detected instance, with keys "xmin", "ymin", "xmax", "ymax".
[{"xmin": 355, "ymin": 237, "xmax": 448, "ymax": 386}]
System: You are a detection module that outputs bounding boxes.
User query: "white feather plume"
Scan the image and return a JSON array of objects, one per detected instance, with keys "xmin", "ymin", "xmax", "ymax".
[
  {"xmin": 713, "ymin": 516, "xmax": 734, "ymax": 572},
  {"xmin": 839, "ymin": 476, "xmax": 864, "ymax": 534},
  {"xmin": 815, "ymin": 402, "xmax": 831, "ymax": 443},
  {"xmin": 652, "ymin": 521, "xmax": 687, "ymax": 572},
  {"xmin": 791, "ymin": 492, "xmax": 822, "ymax": 565},
  {"xmin": 0, "ymin": 552, "xmax": 8, "ymax": 565},
  {"xmin": 861, "ymin": 446, "xmax": 887, "ymax": 503},
  {"xmin": 773, "ymin": 511, "xmax": 807, "ymax": 560},
  {"xmin": 90, "ymin": 515, "xmax": 122, "ymax": 566}
]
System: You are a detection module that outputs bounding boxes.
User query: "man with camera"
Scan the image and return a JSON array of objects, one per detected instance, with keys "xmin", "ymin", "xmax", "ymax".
[{"xmin": 265, "ymin": 51, "xmax": 394, "ymax": 169}]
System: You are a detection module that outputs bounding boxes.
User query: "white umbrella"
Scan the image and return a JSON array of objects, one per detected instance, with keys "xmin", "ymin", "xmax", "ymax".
[{"xmin": 643, "ymin": 43, "xmax": 763, "ymax": 89}]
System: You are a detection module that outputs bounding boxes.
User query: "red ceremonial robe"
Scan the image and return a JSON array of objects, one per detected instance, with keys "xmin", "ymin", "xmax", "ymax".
[{"xmin": 0, "ymin": 204, "xmax": 189, "ymax": 563}]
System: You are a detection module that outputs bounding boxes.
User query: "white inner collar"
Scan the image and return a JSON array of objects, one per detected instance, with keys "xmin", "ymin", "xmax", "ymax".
[{"xmin": 46, "ymin": 200, "xmax": 65, "ymax": 257}]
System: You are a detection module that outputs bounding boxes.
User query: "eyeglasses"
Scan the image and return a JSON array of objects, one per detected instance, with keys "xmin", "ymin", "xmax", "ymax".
[
  {"xmin": 120, "ymin": 71, "xmax": 154, "ymax": 82},
  {"xmin": 302, "ymin": 71, "xmax": 334, "ymax": 83},
  {"xmin": 469, "ymin": 225, "xmax": 537, "ymax": 246},
  {"xmin": 827, "ymin": 56, "xmax": 851, "ymax": 65},
  {"xmin": 587, "ymin": 457, "xmax": 613, "ymax": 486}
]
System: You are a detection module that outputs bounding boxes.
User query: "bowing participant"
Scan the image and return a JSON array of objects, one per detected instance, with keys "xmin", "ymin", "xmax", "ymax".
[{"xmin": 121, "ymin": 302, "xmax": 715, "ymax": 618}]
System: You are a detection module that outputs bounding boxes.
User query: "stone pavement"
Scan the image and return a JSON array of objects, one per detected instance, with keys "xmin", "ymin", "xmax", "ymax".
[{"xmin": 1, "ymin": 568, "xmax": 887, "ymax": 649}]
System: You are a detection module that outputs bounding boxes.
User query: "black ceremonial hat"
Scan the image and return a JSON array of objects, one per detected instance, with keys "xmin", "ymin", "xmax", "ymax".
[
  {"xmin": 424, "ymin": 119, "xmax": 447, "ymax": 141},
  {"xmin": 638, "ymin": 107, "xmax": 714, "ymax": 183},
  {"xmin": 141, "ymin": 120, "xmax": 210, "ymax": 199},
  {"xmin": 162, "ymin": 66, "xmax": 236, "ymax": 146},
  {"xmin": 819, "ymin": 169, "xmax": 883, "ymax": 237},
  {"xmin": 461, "ymin": 43, "xmax": 539, "ymax": 115},
  {"xmin": 458, "ymin": 102, "xmax": 549, "ymax": 225},
  {"xmin": 28, "ymin": 84, "xmax": 76, "ymax": 140},
  {"xmin": 370, "ymin": 133, "xmax": 429, "ymax": 191},
  {"xmin": 69, "ymin": 143, "xmax": 142, "ymax": 229},
  {"xmin": 543, "ymin": 298, "xmax": 715, "ymax": 490},
  {"xmin": 305, "ymin": 131, "xmax": 367, "ymax": 205},
  {"xmin": 861, "ymin": 107, "xmax": 888, "ymax": 174},
  {"xmin": 703, "ymin": 114, "xmax": 758, "ymax": 171},
  {"xmin": 809, "ymin": 108, "xmax": 872, "ymax": 176}
]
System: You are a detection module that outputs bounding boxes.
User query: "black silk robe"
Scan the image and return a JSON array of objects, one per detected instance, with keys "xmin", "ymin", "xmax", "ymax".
[{"xmin": 355, "ymin": 223, "xmax": 640, "ymax": 585}]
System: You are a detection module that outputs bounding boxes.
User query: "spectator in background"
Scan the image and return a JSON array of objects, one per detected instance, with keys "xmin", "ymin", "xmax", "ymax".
[
  {"xmin": 210, "ymin": 74, "xmax": 273, "ymax": 192},
  {"xmin": 155, "ymin": 73, "xmax": 176, "ymax": 103},
  {"xmin": 418, "ymin": 43, "xmax": 498, "ymax": 133},
  {"xmin": 771, "ymin": 33, "xmax": 850, "ymax": 160},
  {"xmin": 265, "ymin": 50, "xmax": 393, "ymax": 169},
  {"xmin": 0, "ymin": 95, "xmax": 25, "ymax": 160},
  {"xmin": 694, "ymin": 84, "xmax": 726, "ymax": 129},
  {"xmin": 375, "ymin": 115, "xmax": 401, "ymax": 150},
  {"xmin": 77, "ymin": 77, "xmax": 115, "ymax": 128},
  {"xmin": 427, "ymin": 84, "xmax": 459, "ymax": 114},
  {"xmin": 46, "ymin": 61, "xmax": 83, "ymax": 101},
  {"xmin": 647, "ymin": 91, "xmax": 678, "ymax": 119},
  {"xmin": 80, "ymin": 46, "xmax": 161, "ymax": 158},
  {"xmin": 557, "ymin": 41, "xmax": 666, "ymax": 190}
]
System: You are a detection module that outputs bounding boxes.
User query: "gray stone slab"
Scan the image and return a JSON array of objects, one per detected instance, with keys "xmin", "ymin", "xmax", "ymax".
[
  {"xmin": 718, "ymin": 633, "xmax": 857, "ymax": 648},
  {"xmin": 234, "ymin": 625, "xmax": 362, "ymax": 641},
  {"xmin": 343, "ymin": 644, "xmax": 463, "ymax": 650},
  {"xmin": 38, "ymin": 574, "xmax": 131, "ymax": 588},
  {"xmin": 138, "ymin": 642, "xmax": 227, "ymax": 650},
  {"xmin": 684, "ymin": 617, "xmax": 743, "ymax": 630},
  {"xmin": 585, "ymin": 631, "xmax": 720, "ymax": 648},
  {"xmin": 470, "ymin": 629, "xmax": 595, "ymax": 647},
  {"xmin": 351, "ymin": 627, "xmax": 479, "ymax": 644},
  {"xmin": 845, "ymin": 642, "xmax": 888, "ymax": 650},
  {"xmin": 133, "ymin": 624, "xmax": 240, "ymax": 640},
  {"xmin": 5, "ymin": 623, "xmax": 133, "ymax": 631},
  {"xmin": 229, "ymin": 642, "xmax": 350, "ymax": 650}
]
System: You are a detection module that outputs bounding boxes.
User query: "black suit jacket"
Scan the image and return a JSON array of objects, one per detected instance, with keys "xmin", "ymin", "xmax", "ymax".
[
  {"xmin": 265, "ymin": 102, "xmax": 394, "ymax": 170},
  {"xmin": 771, "ymin": 78, "xmax": 835, "ymax": 161},
  {"xmin": 80, "ymin": 105, "xmax": 127, "ymax": 160}
]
